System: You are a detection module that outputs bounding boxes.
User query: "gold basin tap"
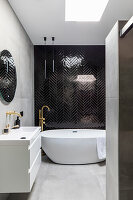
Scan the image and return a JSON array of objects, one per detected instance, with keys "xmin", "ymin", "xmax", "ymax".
[
  {"xmin": 6, "ymin": 111, "xmax": 23, "ymax": 118},
  {"xmin": 4, "ymin": 111, "xmax": 23, "ymax": 133},
  {"xmin": 39, "ymin": 105, "xmax": 50, "ymax": 132}
]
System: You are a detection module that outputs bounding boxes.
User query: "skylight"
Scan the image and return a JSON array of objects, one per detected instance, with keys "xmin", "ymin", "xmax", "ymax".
[{"xmin": 65, "ymin": 0, "xmax": 109, "ymax": 22}]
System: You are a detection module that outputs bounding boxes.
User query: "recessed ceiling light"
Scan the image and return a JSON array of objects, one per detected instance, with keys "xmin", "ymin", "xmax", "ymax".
[{"xmin": 65, "ymin": 0, "xmax": 109, "ymax": 22}]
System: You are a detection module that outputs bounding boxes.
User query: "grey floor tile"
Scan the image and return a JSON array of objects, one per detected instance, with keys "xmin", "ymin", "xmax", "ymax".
[{"xmin": 8, "ymin": 156, "xmax": 106, "ymax": 200}]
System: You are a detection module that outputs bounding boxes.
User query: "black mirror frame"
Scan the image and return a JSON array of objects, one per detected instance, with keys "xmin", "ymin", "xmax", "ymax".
[{"xmin": 0, "ymin": 50, "xmax": 17, "ymax": 104}]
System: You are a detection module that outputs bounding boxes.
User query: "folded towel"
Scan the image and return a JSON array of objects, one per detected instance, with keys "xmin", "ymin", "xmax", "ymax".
[{"xmin": 97, "ymin": 137, "xmax": 106, "ymax": 160}]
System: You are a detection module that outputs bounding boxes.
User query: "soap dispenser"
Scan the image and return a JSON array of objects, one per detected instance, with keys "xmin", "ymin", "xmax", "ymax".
[{"xmin": 15, "ymin": 116, "xmax": 20, "ymax": 127}]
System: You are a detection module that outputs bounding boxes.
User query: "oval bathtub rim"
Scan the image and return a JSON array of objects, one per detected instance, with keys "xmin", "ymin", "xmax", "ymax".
[{"xmin": 41, "ymin": 129, "xmax": 106, "ymax": 139}]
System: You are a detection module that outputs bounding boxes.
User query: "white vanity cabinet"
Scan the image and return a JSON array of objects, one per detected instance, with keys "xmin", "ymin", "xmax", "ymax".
[{"xmin": 0, "ymin": 127, "xmax": 41, "ymax": 193}]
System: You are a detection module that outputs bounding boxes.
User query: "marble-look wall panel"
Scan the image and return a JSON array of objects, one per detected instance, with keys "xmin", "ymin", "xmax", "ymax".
[
  {"xmin": 106, "ymin": 98, "xmax": 119, "ymax": 200},
  {"xmin": 0, "ymin": 0, "xmax": 34, "ymax": 199},
  {"xmin": 106, "ymin": 22, "xmax": 119, "ymax": 200},
  {"xmin": 119, "ymin": 21, "xmax": 133, "ymax": 200},
  {"xmin": 106, "ymin": 22, "xmax": 119, "ymax": 99}
]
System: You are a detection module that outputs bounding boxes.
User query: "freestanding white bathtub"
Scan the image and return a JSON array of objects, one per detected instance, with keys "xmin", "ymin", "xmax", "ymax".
[{"xmin": 41, "ymin": 129, "xmax": 106, "ymax": 164}]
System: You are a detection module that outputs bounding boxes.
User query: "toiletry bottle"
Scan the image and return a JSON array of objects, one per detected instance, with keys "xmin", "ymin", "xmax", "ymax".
[{"xmin": 15, "ymin": 116, "xmax": 20, "ymax": 127}]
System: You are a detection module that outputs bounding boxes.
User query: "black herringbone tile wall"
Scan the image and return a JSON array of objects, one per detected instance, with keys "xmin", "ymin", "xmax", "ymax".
[{"xmin": 34, "ymin": 45, "xmax": 105, "ymax": 130}]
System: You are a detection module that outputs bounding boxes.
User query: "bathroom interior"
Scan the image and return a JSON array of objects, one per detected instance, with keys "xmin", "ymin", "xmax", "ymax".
[{"xmin": 0, "ymin": 0, "xmax": 133, "ymax": 200}]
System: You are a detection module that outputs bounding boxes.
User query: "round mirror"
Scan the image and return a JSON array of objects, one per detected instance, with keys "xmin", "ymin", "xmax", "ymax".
[{"xmin": 0, "ymin": 50, "xmax": 17, "ymax": 103}]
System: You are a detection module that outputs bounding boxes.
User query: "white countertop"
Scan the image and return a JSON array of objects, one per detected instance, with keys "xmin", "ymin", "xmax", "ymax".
[{"xmin": 0, "ymin": 127, "xmax": 41, "ymax": 146}]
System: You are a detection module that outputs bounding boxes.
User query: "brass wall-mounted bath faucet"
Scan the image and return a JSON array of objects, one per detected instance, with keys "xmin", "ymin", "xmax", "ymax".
[{"xmin": 39, "ymin": 105, "xmax": 50, "ymax": 132}]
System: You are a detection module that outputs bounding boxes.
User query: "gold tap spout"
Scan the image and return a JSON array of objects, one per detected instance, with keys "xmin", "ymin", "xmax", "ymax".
[
  {"xmin": 6, "ymin": 111, "xmax": 22, "ymax": 118},
  {"xmin": 39, "ymin": 105, "xmax": 50, "ymax": 132}
]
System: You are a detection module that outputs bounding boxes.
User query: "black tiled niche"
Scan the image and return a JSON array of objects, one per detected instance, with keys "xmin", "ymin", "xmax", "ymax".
[{"xmin": 34, "ymin": 45, "xmax": 105, "ymax": 130}]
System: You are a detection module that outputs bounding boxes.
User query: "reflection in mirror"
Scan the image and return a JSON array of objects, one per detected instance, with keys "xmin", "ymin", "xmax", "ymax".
[{"xmin": 0, "ymin": 50, "xmax": 17, "ymax": 103}]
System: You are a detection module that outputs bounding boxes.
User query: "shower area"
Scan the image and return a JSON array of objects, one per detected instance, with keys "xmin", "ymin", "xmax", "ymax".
[
  {"xmin": 106, "ymin": 17, "xmax": 133, "ymax": 200},
  {"xmin": 34, "ymin": 45, "xmax": 105, "ymax": 130}
]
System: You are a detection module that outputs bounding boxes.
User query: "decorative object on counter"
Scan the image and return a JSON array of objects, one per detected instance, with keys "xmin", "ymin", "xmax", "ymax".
[
  {"xmin": 12, "ymin": 125, "xmax": 20, "ymax": 129},
  {"xmin": 39, "ymin": 105, "xmax": 50, "ymax": 131},
  {"xmin": 3, "ymin": 125, "xmax": 10, "ymax": 134},
  {"xmin": 0, "ymin": 50, "xmax": 17, "ymax": 104}
]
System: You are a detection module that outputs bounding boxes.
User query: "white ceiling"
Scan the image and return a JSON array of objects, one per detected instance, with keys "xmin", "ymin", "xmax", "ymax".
[{"xmin": 8, "ymin": 0, "xmax": 133, "ymax": 45}]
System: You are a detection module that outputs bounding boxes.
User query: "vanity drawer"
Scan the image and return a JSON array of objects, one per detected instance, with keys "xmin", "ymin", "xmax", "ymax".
[
  {"xmin": 29, "ymin": 150, "xmax": 41, "ymax": 191},
  {"xmin": 29, "ymin": 134, "xmax": 41, "ymax": 166}
]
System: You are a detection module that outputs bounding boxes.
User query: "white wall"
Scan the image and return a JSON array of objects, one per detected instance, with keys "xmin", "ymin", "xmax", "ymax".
[{"xmin": 0, "ymin": 0, "xmax": 34, "ymax": 198}]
